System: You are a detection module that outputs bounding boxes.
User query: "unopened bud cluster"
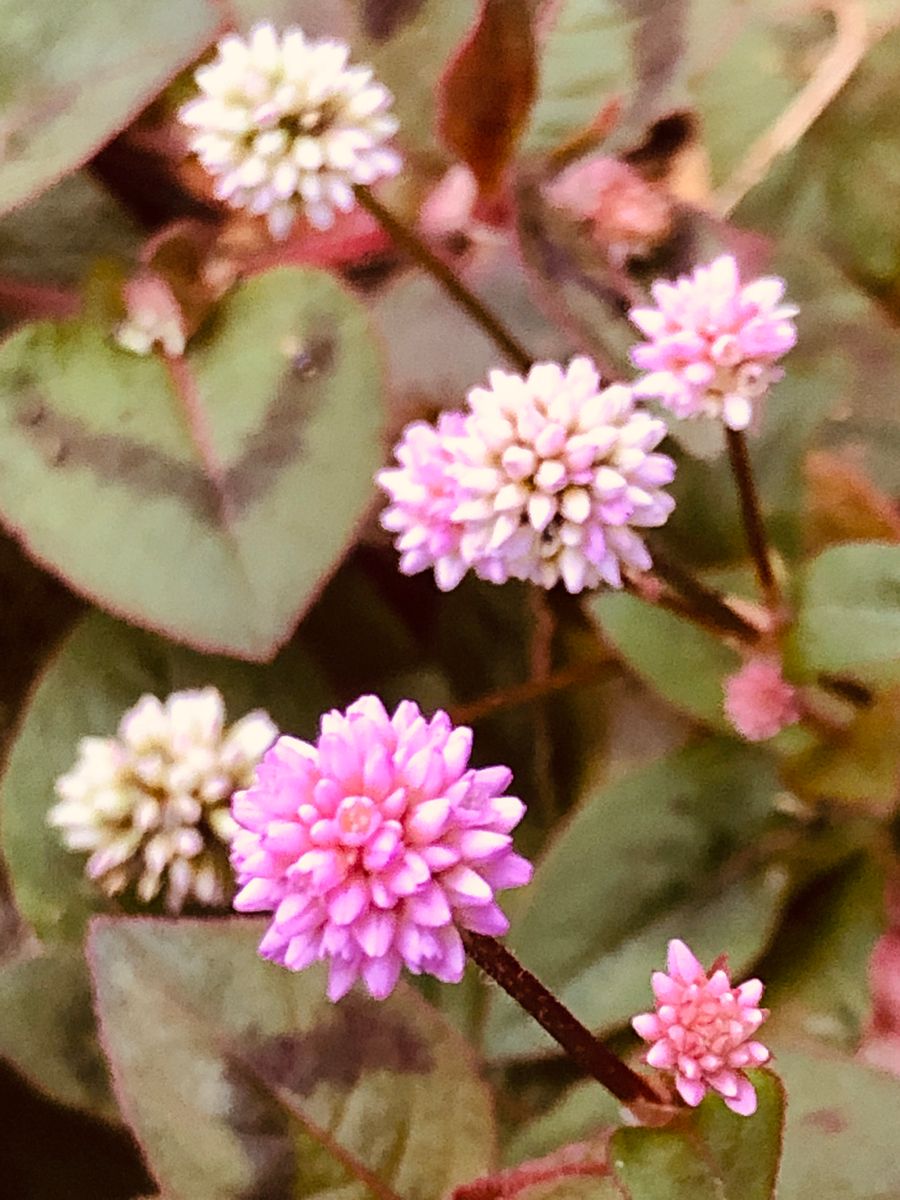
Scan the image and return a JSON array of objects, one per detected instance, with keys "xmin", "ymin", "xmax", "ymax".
[{"xmin": 50, "ymin": 688, "xmax": 276, "ymax": 912}]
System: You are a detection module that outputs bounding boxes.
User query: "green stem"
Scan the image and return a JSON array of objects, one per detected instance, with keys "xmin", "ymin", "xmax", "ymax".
[{"xmin": 354, "ymin": 186, "xmax": 533, "ymax": 373}]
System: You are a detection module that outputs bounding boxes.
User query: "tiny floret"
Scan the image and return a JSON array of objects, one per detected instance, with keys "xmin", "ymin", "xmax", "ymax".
[
  {"xmin": 230, "ymin": 695, "xmax": 533, "ymax": 1001},
  {"xmin": 632, "ymin": 939, "xmax": 770, "ymax": 1115},
  {"xmin": 629, "ymin": 255, "xmax": 798, "ymax": 431},
  {"xmin": 50, "ymin": 688, "xmax": 277, "ymax": 912},
  {"xmin": 179, "ymin": 23, "xmax": 401, "ymax": 239},
  {"xmin": 724, "ymin": 657, "xmax": 802, "ymax": 742},
  {"xmin": 377, "ymin": 358, "xmax": 676, "ymax": 594}
]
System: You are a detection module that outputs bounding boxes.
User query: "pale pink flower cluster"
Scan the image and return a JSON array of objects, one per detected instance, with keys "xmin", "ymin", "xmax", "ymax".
[
  {"xmin": 630, "ymin": 255, "xmax": 797, "ymax": 430},
  {"xmin": 633, "ymin": 939, "xmax": 770, "ymax": 1115},
  {"xmin": 180, "ymin": 24, "xmax": 400, "ymax": 239},
  {"xmin": 231, "ymin": 695, "xmax": 532, "ymax": 1001},
  {"xmin": 723, "ymin": 657, "xmax": 801, "ymax": 742},
  {"xmin": 378, "ymin": 358, "xmax": 676, "ymax": 593}
]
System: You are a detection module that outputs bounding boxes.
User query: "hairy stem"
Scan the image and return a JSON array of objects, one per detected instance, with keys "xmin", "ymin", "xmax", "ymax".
[
  {"xmin": 725, "ymin": 428, "xmax": 781, "ymax": 611},
  {"xmin": 462, "ymin": 931, "xmax": 662, "ymax": 1110},
  {"xmin": 648, "ymin": 546, "xmax": 763, "ymax": 643},
  {"xmin": 354, "ymin": 186, "xmax": 533, "ymax": 372}
]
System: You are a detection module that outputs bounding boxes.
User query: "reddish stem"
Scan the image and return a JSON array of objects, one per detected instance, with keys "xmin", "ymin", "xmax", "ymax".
[{"xmin": 462, "ymin": 931, "xmax": 662, "ymax": 1110}]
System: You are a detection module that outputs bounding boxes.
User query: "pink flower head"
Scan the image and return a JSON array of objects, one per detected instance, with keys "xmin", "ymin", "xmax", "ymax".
[
  {"xmin": 633, "ymin": 939, "xmax": 770, "ymax": 1115},
  {"xmin": 450, "ymin": 357, "xmax": 676, "ymax": 592},
  {"xmin": 231, "ymin": 696, "xmax": 533, "ymax": 1001},
  {"xmin": 724, "ymin": 656, "xmax": 801, "ymax": 742},
  {"xmin": 377, "ymin": 412, "xmax": 470, "ymax": 592},
  {"xmin": 629, "ymin": 255, "xmax": 798, "ymax": 431}
]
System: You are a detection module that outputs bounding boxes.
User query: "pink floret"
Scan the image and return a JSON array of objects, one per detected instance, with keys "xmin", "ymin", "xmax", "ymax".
[
  {"xmin": 231, "ymin": 696, "xmax": 533, "ymax": 1001},
  {"xmin": 632, "ymin": 938, "xmax": 770, "ymax": 1115}
]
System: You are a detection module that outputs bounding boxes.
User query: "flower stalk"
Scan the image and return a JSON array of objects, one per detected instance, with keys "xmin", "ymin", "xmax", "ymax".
[
  {"xmin": 354, "ymin": 185, "xmax": 533, "ymax": 372},
  {"xmin": 461, "ymin": 930, "xmax": 663, "ymax": 1111},
  {"xmin": 725, "ymin": 427, "xmax": 781, "ymax": 613}
]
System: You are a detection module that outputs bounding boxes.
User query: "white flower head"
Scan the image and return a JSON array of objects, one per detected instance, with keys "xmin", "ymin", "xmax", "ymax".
[
  {"xmin": 450, "ymin": 358, "xmax": 677, "ymax": 593},
  {"xmin": 49, "ymin": 687, "xmax": 277, "ymax": 913},
  {"xmin": 179, "ymin": 22, "xmax": 402, "ymax": 238}
]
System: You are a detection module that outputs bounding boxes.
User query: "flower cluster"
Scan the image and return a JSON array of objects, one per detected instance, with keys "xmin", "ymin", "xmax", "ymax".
[
  {"xmin": 230, "ymin": 695, "xmax": 532, "ymax": 1001},
  {"xmin": 633, "ymin": 939, "xmax": 770, "ymax": 1115},
  {"xmin": 629, "ymin": 255, "xmax": 797, "ymax": 430},
  {"xmin": 179, "ymin": 23, "xmax": 401, "ymax": 238},
  {"xmin": 50, "ymin": 688, "xmax": 277, "ymax": 912},
  {"xmin": 378, "ymin": 358, "xmax": 676, "ymax": 593}
]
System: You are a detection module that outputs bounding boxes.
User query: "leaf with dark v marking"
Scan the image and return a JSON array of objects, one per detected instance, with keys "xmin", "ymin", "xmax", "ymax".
[
  {"xmin": 0, "ymin": 266, "xmax": 385, "ymax": 660},
  {"xmin": 89, "ymin": 918, "xmax": 496, "ymax": 1200}
]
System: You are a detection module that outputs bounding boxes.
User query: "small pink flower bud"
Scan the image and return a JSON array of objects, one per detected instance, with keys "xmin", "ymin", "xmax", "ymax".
[
  {"xmin": 633, "ymin": 939, "xmax": 771, "ymax": 1115},
  {"xmin": 724, "ymin": 657, "xmax": 801, "ymax": 742}
]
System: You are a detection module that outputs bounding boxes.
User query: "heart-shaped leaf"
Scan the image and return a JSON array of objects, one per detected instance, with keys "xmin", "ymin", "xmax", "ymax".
[
  {"xmin": 0, "ymin": 0, "xmax": 217, "ymax": 215},
  {"xmin": 0, "ymin": 611, "xmax": 332, "ymax": 945},
  {"xmin": 485, "ymin": 741, "xmax": 788, "ymax": 1059},
  {"xmin": 0, "ymin": 266, "xmax": 384, "ymax": 659},
  {"xmin": 89, "ymin": 917, "xmax": 496, "ymax": 1200}
]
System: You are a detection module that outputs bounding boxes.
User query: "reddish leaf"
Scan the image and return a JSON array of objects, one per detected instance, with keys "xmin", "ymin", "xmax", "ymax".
[{"xmin": 438, "ymin": 0, "xmax": 538, "ymax": 195}]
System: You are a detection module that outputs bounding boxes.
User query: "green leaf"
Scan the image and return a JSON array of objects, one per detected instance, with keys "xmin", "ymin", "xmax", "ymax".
[
  {"xmin": 524, "ymin": 0, "xmax": 828, "ymax": 181},
  {"xmin": 89, "ymin": 917, "xmax": 496, "ymax": 1200},
  {"xmin": 0, "ymin": 0, "xmax": 217, "ymax": 214},
  {"xmin": 0, "ymin": 944, "xmax": 115, "ymax": 1118},
  {"xmin": 0, "ymin": 172, "xmax": 138, "ymax": 286},
  {"xmin": 0, "ymin": 266, "xmax": 384, "ymax": 659},
  {"xmin": 592, "ymin": 592, "xmax": 739, "ymax": 728},
  {"xmin": 792, "ymin": 543, "xmax": 900, "ymax": 685},
  {"xmin": 609, "ymin": 1070, "xmax": 784, "ymax": 1199},
  {"xmin": 613, "ymin": 1127, "xmax": 724, "ymax": 1200},
  {"xmin": 485, "ymin": 741, "xmax": 788, "ymax": 1059},
  {"xmin": 523, "ymin": 0, "xmax": 690, "ymax": 154},
  {"xmin": 782, "ymin": 690, "xmax": 900, "ymax": 814},
  {"xmin": 776, "ymin": 1045, "xmax": 900, "ymax": 1200},
  {"xmin": 0, "ymin": 611, "xmax": 332, "ymax": 945},
  {"xmin": 762, "ymin": 855, "xmax": 885, "ymax": 1052}
]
